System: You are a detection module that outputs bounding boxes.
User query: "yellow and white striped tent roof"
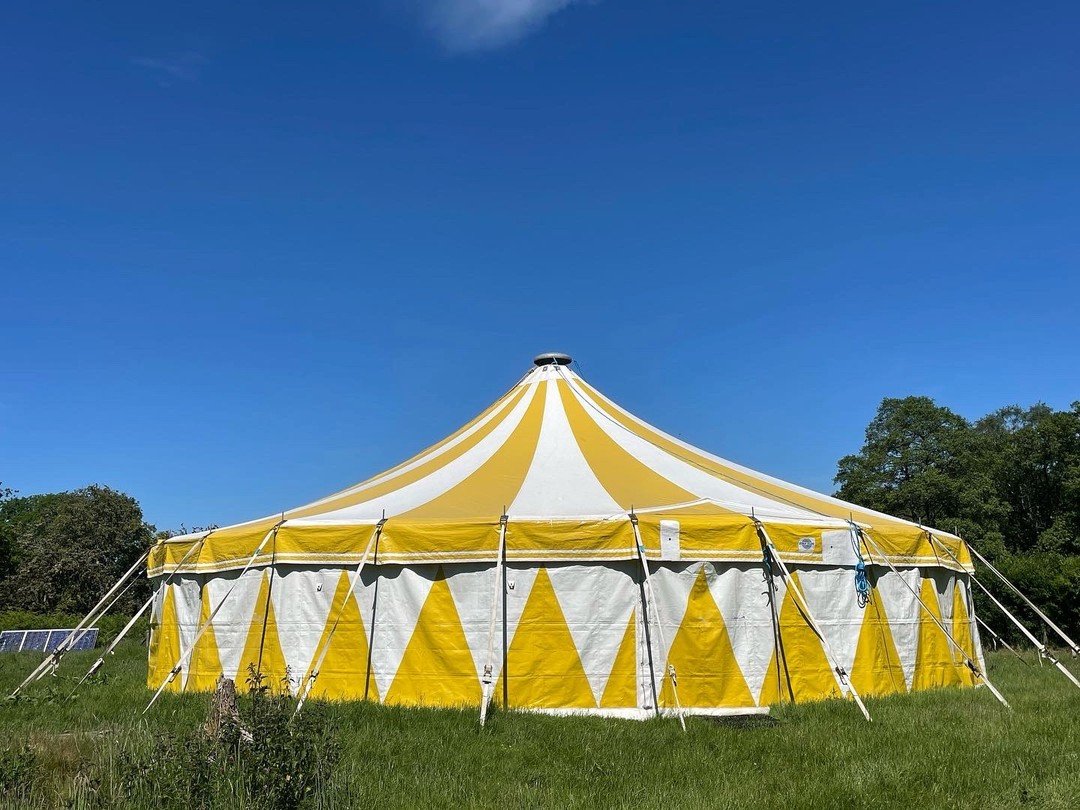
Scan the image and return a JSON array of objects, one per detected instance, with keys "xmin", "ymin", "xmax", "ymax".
[{"xmin": 150, "ymin": 356, "xmax": 971, "ymax": 576}]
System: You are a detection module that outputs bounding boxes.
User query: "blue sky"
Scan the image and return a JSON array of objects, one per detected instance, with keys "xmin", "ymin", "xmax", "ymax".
[{"xmin": 2, "ymin": 2, "xmax": 1079, "ymax": 531}]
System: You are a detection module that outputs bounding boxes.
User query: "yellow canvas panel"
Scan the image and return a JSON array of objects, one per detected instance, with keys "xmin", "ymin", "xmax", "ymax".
[
  {"xmin": 759, "ymin": 573, "xmax": 843, "ymax": 706},
  {"xmin": 399, "ymin": 381, "xmax": 547, "ymax": 520},
  {"xmin": 849, "ymin": 594, "xmax": 906, "ymax": 697},
  {"xmin": 558, "ymin": 380, "xmax": 697, "ymax": 509},
  {"xmin": 951, "ymin": 580, "xmax": 977, "ymax": 687},
  {"xmin": 508, "ymin": 518, "xmax": 635, "ymax": 556},
  {"xmin": 186, "ymin": 584, "xmax": 223, "ymax": 692},
  {"xmin": 303, "ymin": 570, "xmax": 378, "ymax": 702},
  {"xmin": 236, "ymin": 572, "xmax": 289, "ymax": 693},
  {"xmin": 147, "ymin": 585, "xmax": 181, "ymax": 691},
  {"xmin": 912, "ymin": 577, "xmax": 964, "ymax": 691},
  {"xmin": 384, "ymin": 568, "xmax": 481, "ymax": 707},
  {"xmin": 290, "ymin": 384, "xmax": 532, "ymax": 520},
  {"xmin": 378, "ymin": 520, "xmax": 502, "ymax": 559},
  {"xmin": 498, "ymin": 568, "xmax": 596, "ymax": 709},
  {"xmin": 600, "ymin": 610, "xmax": 638, "ymax": 709},
  {"xmin": 659, "ymin": 568, "xmax": 754, "ymax": 709}
]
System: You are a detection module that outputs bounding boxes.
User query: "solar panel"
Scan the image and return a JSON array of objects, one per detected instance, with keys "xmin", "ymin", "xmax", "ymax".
[{"xmin": 0, "ymin": 628, "xmax": 99, "ymax": 653}]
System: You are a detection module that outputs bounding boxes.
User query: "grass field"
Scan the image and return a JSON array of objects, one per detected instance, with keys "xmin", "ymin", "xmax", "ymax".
[{"xmin": 1, "ymin": 644, "xmax": 1078, "ymax": 808}]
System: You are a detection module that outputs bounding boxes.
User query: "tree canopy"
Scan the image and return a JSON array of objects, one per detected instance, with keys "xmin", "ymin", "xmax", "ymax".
[
  {"xmin": 836, "ymin": 397, "xmax": 1080, "ymax": 638},
  {"xmin": 0, "ymin": 485, "xmax": 155, "ymax": 615}
]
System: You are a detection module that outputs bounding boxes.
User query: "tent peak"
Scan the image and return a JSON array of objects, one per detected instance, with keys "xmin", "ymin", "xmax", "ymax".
[{"xmin": 533, "ymin": 351, "xmax": 573, "ymax": 367}]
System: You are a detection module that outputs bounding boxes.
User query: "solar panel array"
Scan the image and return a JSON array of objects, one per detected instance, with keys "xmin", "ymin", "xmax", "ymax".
[{"xmin": 0, "ymin": 628, "xmax": 99, "ymax": 654}]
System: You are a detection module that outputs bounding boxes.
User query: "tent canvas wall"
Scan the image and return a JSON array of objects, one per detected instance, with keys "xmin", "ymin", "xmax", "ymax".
[{"xmin": 147, "ymin": 355, "xmax": 985, "ymax": 716}]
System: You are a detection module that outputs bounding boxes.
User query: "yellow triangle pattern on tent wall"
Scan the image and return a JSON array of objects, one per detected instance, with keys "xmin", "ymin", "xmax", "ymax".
[
  {"xmin": 659, "ymin": 568, "xmax": 754, "ymax": 709},
  {"xmin": 187, "ymin": 583, "xmax": 223, "ymax": 692},
  {"xmin": 384, "ymin": 567, "xmax": 481, "ymax": 707},
  {"xmin": 304, "ymin": 570, "xmax": 379, "ymax": 701},
  {"xmin": 600, "ymin": 610, "xmax": 638, "ymax": 708},
  {"xmin": 951, "ymin": 580, "xmax": 977, "ymax": 687},
  {"xmin": 912, "ymin": 577, "xmax": 964, "ymax": 691},
  {"xmin": 849, "ymin": 591, "xmax": 907, "ymax": 697},
  {"xmin": 147, "ymin": 585, "xmax": 181, "ymax": 691},
  {"xmin": 236, "ymin": 572, "xmax": 289, "ymax": 693},
  {"xmin": 759, "ymin": 572, "xmax": 843, "ymax": 706},
  {"xmin": 497, "ymin": 568, "xmax": 596, "ymax": 709}
]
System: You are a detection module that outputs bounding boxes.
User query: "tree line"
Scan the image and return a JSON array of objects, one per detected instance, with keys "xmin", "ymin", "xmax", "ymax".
[{"xmin": 1, "ymin": 395, "xmax": 1077, "ymax": 642}]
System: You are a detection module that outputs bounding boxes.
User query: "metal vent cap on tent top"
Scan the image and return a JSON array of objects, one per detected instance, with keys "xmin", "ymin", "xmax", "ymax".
[{"xmin": 533, "ymin": 352, "xmax": 573, "ymax": 366}]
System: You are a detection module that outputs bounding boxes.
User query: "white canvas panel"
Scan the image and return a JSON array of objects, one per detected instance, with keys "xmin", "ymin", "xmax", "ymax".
[
  {"xmin": 171, "ymin": 575, "xmax": 205, "ymax": 687},
  {"xmin": 268, "ymin": 567, "xmax": 342, "ymax": 693},
  {"xmin": 444, "ymin": 563, "xmax": 500, "ymax": 684},
  {"xmin": 708, "ymin": 564, "xmax": 784, "ymax": 705},
  {"xmin": 547, "ymin": 562, "xmax": 639, "ymax": 704},
  {"xmin": 644, "ymin": 561, "xmax": 700, "ymax": 698},
  {"xmin": 367, "ymin": 565, "xmax": 436, "ymax": 699},
  {"xmin": 795, "ymin": 567, "xmax": 862, "ymax": 690},
  {"xmin": 873, "ymin": 567, "xmax": 921, "ymax": 690},
  {"xmin": 204, "ymin": 567, "xmax": 265, "ymax": 684},
  {"xmin": 509, "ymin": 379, "xmax": 623, "ymax": 518}
]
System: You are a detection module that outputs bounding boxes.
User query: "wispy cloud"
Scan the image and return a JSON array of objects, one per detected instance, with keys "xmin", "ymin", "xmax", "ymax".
[
  {"xmin": 132, "ymin": 51, "xmax": 208, "ymax": 84},
  {"xmin": 417, "ymin": 0, "xmax": 582, "ymax": 53}
]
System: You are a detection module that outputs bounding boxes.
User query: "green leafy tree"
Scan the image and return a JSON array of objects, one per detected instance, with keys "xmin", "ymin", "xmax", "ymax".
[{"xmin": 0, "ymin": 485, "xmax": 154, "ymax": 614}]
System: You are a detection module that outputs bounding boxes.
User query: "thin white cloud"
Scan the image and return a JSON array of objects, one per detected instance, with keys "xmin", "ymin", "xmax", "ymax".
[
  {"xmin": 132, "ymin": 51, "xmax": 208, "ymax": 84},
  {"xmin": 418, "ymin": 0, "xmax": 581, "ymax": 53}
]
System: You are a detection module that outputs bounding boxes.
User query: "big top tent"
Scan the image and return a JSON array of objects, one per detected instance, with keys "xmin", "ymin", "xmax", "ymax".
[{"xmin": 142, "ymin": 353, "xmax": 992, "ymax": 719}]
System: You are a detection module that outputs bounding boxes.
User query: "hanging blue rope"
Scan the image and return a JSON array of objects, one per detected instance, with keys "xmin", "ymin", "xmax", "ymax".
[{"xmin": 849, "ymin": 525, "xmax": 871, "ymax": 608}]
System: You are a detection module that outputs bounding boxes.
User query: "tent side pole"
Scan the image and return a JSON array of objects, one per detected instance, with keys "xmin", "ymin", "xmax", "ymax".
[
  {"xmin": 926, "ymin": 534, "xmax": 1078, "ymax": 690},
  {"xmin": 630, "ymin": 513, "xmax": 686, "ymax": 732},
  {"xmin": 294, "ymin": 519, "xmax": 386, "ymax": 716},
  {"xmin": 758, "ymin": 524, "xmax": 793, "ymax": 706},
  {"xmin": 479, "ymin": 514, "xmax": 508, "ymax": 727},
  {"xmin": 966, "ymin": 543, "xmax": 1079, "ymax": 656},
  {"xmin": 144, "ymin": 523, "xmax": 283, "ymax": 715},
  {"xmin": 10, "ymin": 546, "xmax": 152, "ymax": 697},
  {"xmin": 859, "ymin": 530, "xmax": 1010, "ymax": 708},
  {"xmin": 756, "ymin": 521, "xmax": 871, "ymax": 722},
  {"xmin": 255, "ymin": 519, "xmax": 282, "ymax": 685}
]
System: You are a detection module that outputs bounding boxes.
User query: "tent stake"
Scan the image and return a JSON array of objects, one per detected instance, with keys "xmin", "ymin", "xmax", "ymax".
[
  {"xmin": 294, "ymin": 519, "xmax": 386, "ymax": 717},
  {"xmin": 144, "ymin": 522, "xmax": 283, "ymax": 714},
  {"xmin": 756, "ymin": 521, "xmax": 871, "ymax": 721},
  {"xmin": 630, "ymin": 512, "xmax": 686, "ymax": 732},
  {"xmin": 479, "ymin": 514, "xmax": 508, "ymax": 727},
  {"xmin": 858, "ymin": 529, "xmax": 1010, "ymax": 708}
]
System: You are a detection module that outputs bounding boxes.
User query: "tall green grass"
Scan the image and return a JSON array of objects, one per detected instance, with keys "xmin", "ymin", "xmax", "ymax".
[{"xmin": 1, "ymin": 644, "xmax": 1077, "ymax": 808}]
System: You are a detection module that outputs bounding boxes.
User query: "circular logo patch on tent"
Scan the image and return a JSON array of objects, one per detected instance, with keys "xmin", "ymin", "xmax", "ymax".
[{"xmin": 798, "ymin": 536, "xmax": 816, "ymax": 552}]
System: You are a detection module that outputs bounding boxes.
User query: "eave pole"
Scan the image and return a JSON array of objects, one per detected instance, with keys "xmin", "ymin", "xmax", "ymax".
[
  {"xmin": 294, "ymin": 518, "xmax": 387, "ymax": 717},
  {"xmin": 479, "ymin": 513, "xmax": 508, "ymax": 727},
  {"xmin": 630, "ymin": 511, "xmax": 686, "ymax": 732}
]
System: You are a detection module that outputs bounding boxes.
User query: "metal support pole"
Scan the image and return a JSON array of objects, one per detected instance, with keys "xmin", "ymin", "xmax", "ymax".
[{"xmin": 479, "ymin": 514, "xmax": 508, "ymax": 727}]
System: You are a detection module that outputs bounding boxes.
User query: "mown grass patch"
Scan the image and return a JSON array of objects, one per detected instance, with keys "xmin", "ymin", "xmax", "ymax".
[{"xmin": 0, "ymin": 645, "xmax": 1077, "ymax": 808}]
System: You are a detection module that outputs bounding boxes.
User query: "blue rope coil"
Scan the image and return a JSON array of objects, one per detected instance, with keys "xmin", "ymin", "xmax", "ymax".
[{"xmin": 854, "ymin": 560, "xmax": 870, "ymax": 608}]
